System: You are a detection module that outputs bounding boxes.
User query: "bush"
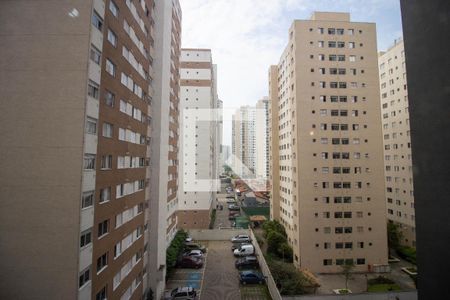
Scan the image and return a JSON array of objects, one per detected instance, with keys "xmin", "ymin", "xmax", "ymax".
[
  {"xmin": 267, "ymin": 231, "xmax": 287, "ymax": 254},
  {"xmin": 262, "ymin": 220, "xmax": 287, "ymax": 238},
  {"xmin": 209, "ymin": 209, "xmax": 216, "ymax": 229},
  {"xmin": 368, "ymin": 276, "xmax": 395, "ymax": 285},
  {"xmin": 396, "ymin": 246, "xmax": 416, "ymax": 265},
  {"xmin": 166, "ymin": 230, "xmax": 188, "ymax": 275},
  {"xmin": 266, "ymin": 256, "xmax": 308, "ymax": 295}
]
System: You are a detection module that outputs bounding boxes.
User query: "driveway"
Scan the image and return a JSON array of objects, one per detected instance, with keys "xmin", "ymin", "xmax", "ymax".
[{"xmin": 200, "ymin": 240, "xmax": 241, "ymax": 300}]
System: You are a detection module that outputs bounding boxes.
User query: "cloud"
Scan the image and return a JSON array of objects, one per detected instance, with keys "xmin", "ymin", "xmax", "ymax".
[{"xmin": 179, "ymin": 0, "xmax": 402, "ymax": 145}]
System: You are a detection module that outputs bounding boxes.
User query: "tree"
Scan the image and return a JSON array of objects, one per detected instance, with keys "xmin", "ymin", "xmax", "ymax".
[
  {"xmin": 262, "ymin": 220, "xmax": 287, "ymax": 238},
  {"xmin": 387, "ymin": 222, "xmax": 404, "ymax": 253},
  {"xmin": 266, "ymin": 231, "xmax": 287, "ymax": 255},
  {"xmin": 223, "ymin": 164, "xmax": 232, "ymax": 173},
  {"xmin": 341, "ymin": 260, "xmax": 355, "ymax": 290}
]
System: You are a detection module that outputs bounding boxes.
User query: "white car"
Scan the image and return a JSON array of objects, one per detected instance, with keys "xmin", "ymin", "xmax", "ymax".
[
  {"xmin": 231, "ymin": 234, "xmax": 251, "ymax": 243},
  {"xmin": 185, "ymin": 236, "xmax": 193, "ymax": 243},
  {"xmin": 183, "ymin": 250, "xmax": 203, "ymax": 258}
]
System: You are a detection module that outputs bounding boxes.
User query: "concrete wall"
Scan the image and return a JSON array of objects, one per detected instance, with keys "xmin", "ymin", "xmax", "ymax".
[
  {"xmin": 187, "ymin": 228, "xmax": 249, "ymax": 241},
  {"xmin": 283, "ymin": 291, "xmax": 417, "ymax": 300}
]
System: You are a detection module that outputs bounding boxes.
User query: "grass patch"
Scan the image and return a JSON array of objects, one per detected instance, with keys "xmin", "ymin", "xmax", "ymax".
[
  {"xmin": 396, "ymin": 246, "xmax": 416, "ymax": 265},
  {"xmin": 240, "ymin": 285, "xmax": 271, "ymax": 300},
  {"xmin": 368, "ymin": 284, "xmax": 401, "ymax": 292}
]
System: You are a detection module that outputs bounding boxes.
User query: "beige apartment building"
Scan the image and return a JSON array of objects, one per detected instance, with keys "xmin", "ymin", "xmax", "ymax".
[
  {"xmin": 0, "ymin": 0, "xmax": 181, "ymax": 299},
  {"xmin": 177, "ymin": 48, "xmax": 220, "ymax": 229},
  {"xmin": 269, "ymin": 12, "xmax": 388, "ymax": 273},
  {"xmin": 378, "ymin": 39, "xmax": 416, "ymax": 247}
]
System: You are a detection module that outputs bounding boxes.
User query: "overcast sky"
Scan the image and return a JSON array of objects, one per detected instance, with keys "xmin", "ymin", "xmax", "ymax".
[{"xmin": 179, "ymin": 0, "xmax": 403, "ymax": 146}]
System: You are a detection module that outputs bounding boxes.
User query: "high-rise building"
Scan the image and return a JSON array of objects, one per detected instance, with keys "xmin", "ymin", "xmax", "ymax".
[
  {"xmin": 255, "ymin": 97, "xmax": 270, "ymax": 180},
  {"xmin": 177, "ymin": 48, "xmax": 220, "ymax": 229},
  {"xmin": 378, "ymin": 39, "xmax": 416, "ymax": 247},
  {"xmin": 232, "ymin": 106, "xmax": 256, "ymax": 178},
  {"xmin": 269, "ymin": 12, "xmax": 388, "ymax": 273},
  {"xmin": 0, "ymin": 0, "xmax": 181, "ymax": 299},
  {"xmin": 269, "ymin": 66, "xmax": 281, "ymax": 221},
  {"xmin": 149, "ymin": 0, "xmax": 181, "ymax": 298}
]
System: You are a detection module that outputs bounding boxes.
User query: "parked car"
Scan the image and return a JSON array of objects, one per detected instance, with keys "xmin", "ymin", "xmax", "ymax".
[
  {"xmin": 177, "ymin": 256, "xmax": 203, "ymax": 269},
  {"xmin": 184, "ymin": 242, "xmax": 207, "ymax": 253},
  {"xmin": 228, "ymin": 204, "xmax": 240, "ymax": 211},
  {"xmin": 231, "ymin": 242, "xmax": 251, "ymax": 251},
  {"xmin": 183, "ymin": 250, "xmax": 203, "ymax": 258},
  {"xmin": 226, "ymin": 199, "xmax": 236, "ymax": 203},
  {"xmin": 235, "ymin": 256, "xmax": 259, "ymax": 269},
  {"xmin": 239, "ymin": 270, "xmax": 265, "ymax": 285},
  {"xmin": 234, "ymin": 244, "xmax": 255, "ymax": 257},
  {"xmin": 164, "ymin": 286, "xmax": 197, "ymax": 299},
  {"xmin": 231, "ymin": 234, "xmax": 251, "ymax": 243},
  {"xmin": 185, "ymin": 236, "xmax": 193, "ymax": 243}
]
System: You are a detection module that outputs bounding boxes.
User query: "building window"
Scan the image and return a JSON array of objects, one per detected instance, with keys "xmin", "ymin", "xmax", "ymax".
[
  {"xmin": 80, "ymin": 229, "xmax": 92, "ymax": 248},
  {"xmin": 107, "ymin": 29, "xmax": 117, "ymax": 47},
  {"xmin": 349, "ymin": 55, "xmax": 356, "ymax": 62},
  {"xmin": 98, "ymin": 219, "xmax": 109, "ymax": 238},
  {"xmin": 106, "ymin": 59, "xmax": 116, "ymax": 76},
  {"xmin": 97, "ymin": 252, "xmax": 108, "ymax": 273},
  {"xmin": 348, "ymin": 42, "xmax": 355, "ymax": 48},
  {"xmin": 84, "ymin": 154, "xmax": 96, "ymax": 170},
  {"xmin": 101, "ymin": 155, "xmax": 113, "ymax": 170},
  {"xmin": 105, "ymin": 90, "xmax": 115, "ymax": 107},
  {"xmin": 109, "ymin": 1, "xmax": 119, "ymax": 17},
  {"xmin": 336, "ymin": 28, "xmax": 344, "ymax": 35},
  {"xmin": 82, "ymin": 191, "xmax": 94, "ymax": 208},
  {"xmin": 102, "ymin": 122, "xmax": 113, "ymax": 138},
  {"xmin": 92, "ymin": 11, "xmax": 103, "ymax": 31},
  {"xmin": 79, "ymin": 267, "xmax": 90, "ymax": 288},
  {"xmin": 328, "ymin": 28, "xmax": 335, "ymax": 35},
  {"xmin": 356, "ymin": 258, "xmax": 366, "ymax": 265},
  {"xmin": 85, "ymin": 117, "xmax": 97, "ymax": 134},
  {"xmin": 323, "ymin": 259, "xmax": 332, "ymax": 265},
  {"xmin": 90, "ymin": 45, "xmax": 101, "ymax": 65},
  {"xmin": 96, "ymin": 286, "xmax": 107, "ymax": 300},
  {"xmin": 99, "ymin": 187, "xmax": 111, "ymax": 203},
  {"xmin": 88, "ymin": 80, "xmax": 100, "ymax": 99}
]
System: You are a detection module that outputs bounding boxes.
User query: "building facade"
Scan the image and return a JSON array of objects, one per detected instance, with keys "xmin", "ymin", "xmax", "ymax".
[
  {"xmin": 269, "ymin": 12, "xmax": 388, "ymax": 273},
  {"xmin": 177, "ymin": 48, "xmax": 219, "ymax": 229},
  {"xmin": 232, "ymin": 106, "xmax": 256, "ymax": 178},
  {"xmin": 378, "ymin": 39, "xmax": 416, "ymax": 247},
  {"xmin": 0, "ymin": 0, "xmax": 181, "ymax": 299},
  {"xmin": 255, "ymin": 97, "xmax": 270, "ymax": 180}
]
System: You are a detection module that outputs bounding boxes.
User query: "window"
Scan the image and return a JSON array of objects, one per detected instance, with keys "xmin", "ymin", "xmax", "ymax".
[
  {"xmin": 356, "ymin": 258, "xmax": 366, "ymax": 265},
  {"xmin": 88, "ymin": 80, "xmax": 100, "ymax": 99},
  {"xmin": 105, "ymin": 90, "xmax": 115, "ymax": 107},
  {"xmin": 338, "ymin": 55, "xmax": 345, "ymax": 61},
  {"xmin": 80, "ymin": 229, "xmax": 92, "ymax": 248},
  {"xmin": 318, "ymin": 27, "xmax": 324, "ymax": 34},
  {"xmin": 101, "ymin": 155, "xmax": 112, "ymax": 170},
  {"xmin": 323, "ymin": 259, "xmax": 332, "ymax": 265},
  {"xmin": 328, "ymin": 28, "xmax": 335, "ymax": 34},
  {"xmin": 99, "ymin": 187, "xmax": 111, "ymax": 203},
  {"xmin": 106, "ymin": 59, "xmax": 116, "ymax": 76},
  {"xmin": 318, "ymin": 41, "xmax": 324, "ymax": 47},
  {"xmin": 109, "ymin": 1, "xmax": 119, "ymax": 17},
  {"xmin": 98, "ymin": 219, "xmax": 109, "ymax": 238},
  {"xmin": 348, "ymin": 42, "xmax": 355, "ymax": 48},
  {"xmin": 82, "ymin": 191, "xmax": 94, "ymax": 208},
  {"xmin": 336, "ymin": 28, "xmax": 344, "ymax": 35},
  {"xmin": 107, "ymin": 29, "xmax": 117, "ymax": 47},
  {"xmin": 337, "ymin": 41, "xmax": 345, "ymax": 48},
  {"xmin": 84, "ymin": 154, "xmax": 95, "ymax": 170},
  {"xmin": 96, "ymin": 286, "xmax": 107, "ymax": 300},
  {"xmin": 79, "ymin": 267, "xmax": 90, "ymax": 288},
  {"xmin": 102, "ymin": 122, "xmax": 113, "ymax": 138},
  {"xmin": 349, "ymin": 55, "xmax": 356, "ymax": 62},
  {"xmin": 328, "ymin": 41, "xmax": 336, "ymax": 48},
  {"xmin": 92, "ymin": 11, "xmax": 103, "ymax": 31},
  {"xmin": 97, "ymin": 252, "xmax": 108, "ymax": 272},
  {"xmin": 348, "ymin": 29, "xmax": 354, "ymax": 35},
  {"xmin": 86, "ymin": 117, "xmax": 97, "ymax": 134},
  {"xmin": 90, "ymin": 45, "xmax": 101, "ymax": 65},
  {"xmin": 318, "ymin": 54, "xmax": 325, "ymax": 61}
]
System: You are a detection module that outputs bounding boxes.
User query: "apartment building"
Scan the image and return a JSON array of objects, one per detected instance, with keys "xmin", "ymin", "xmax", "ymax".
[
  {"xmin": 256, "ymin": 97, "xmax": 270, "ymax": 180},
  {"xmin": 232, "ymin": 106, "xmax": 256, "ymax": 178},
  {"xmin": 0, "ymin": 0, "xmax": 180, "ymax": 299},
  {"xmin": 378, "ymin": 39, "xmax": 416, "ymax": 247},
  {"xmin": 150, "ymin": 0, "xmax": 181, "ymax": 298},
  {"xmin": 177, "ymin": 49, "xmax": 220, "ymax": 229},
  {"xmin": 269, "ymin": 12, "xmax": 388, "ymax": 273},
  {"xmin": 269, "ymin": 66, "xmax": 281, "ymax": 221}
]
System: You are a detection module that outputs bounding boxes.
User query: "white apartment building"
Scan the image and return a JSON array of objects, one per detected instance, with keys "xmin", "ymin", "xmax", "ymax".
[
  {"xmin": 178, "ymin": 48, "xmax": 220, "ymax": 229},
  {"xmin": 256, "ymin": 97, "xmax": 270, "ymax": 179},
  {"xmin": 232, "ymin": 106, "xmax": 256, "ymax": 178},
  {"xmin": 379, "ymin": 39, "xmax": 416, "ymax": 247}
]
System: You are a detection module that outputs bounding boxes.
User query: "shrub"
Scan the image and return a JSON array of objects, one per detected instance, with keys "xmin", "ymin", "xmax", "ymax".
[
  {"xmin": 267, "ymin": 231, "xmax": 287, "ymax": 254},
  {"xmin": 396, "ymin": 246, "xmax": 416, "ymax": 265},
  {"xmin": 166, "ymin": 230, "xmax": 188, "ymax": 275},
  {"xmin": 266, "ymin": 256, "xmax": 308, "ymax": 295},
  {"xmin": 209, "ymin": 209, "xmax": 216, "ymax": 229},
  {"xmin": 262, "ymin": 220, "xmax": 287, "ymax": 238},
  {"xmin": 278, "ymin": 242, "xmax": 293, "ymax": 262},
  {"xmin": 368, "ymin": 276, "xmax": 395, "ymax": 285}
]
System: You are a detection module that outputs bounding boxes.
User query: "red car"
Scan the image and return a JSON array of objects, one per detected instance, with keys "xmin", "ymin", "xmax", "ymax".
[{"xmin": 177, "ymin": 256, "xmax": 203, "ymax": 269}]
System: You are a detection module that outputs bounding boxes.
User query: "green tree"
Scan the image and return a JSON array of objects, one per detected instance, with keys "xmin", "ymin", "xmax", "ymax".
[
  {"xmin": 267, "ymin": 230, "xmax": 287, "ymax": 255},
  {"xmin": 341, "ymin": 260, "xmax": 355, "ymax": 290},
  {"xmin": 262, "ymin": 220, "xmax": 287, "ymax": 238},
  {"xmin": 387, "ymin": 222, "xmax": 404, "ymax": 253},
  {"xmin": 223, "ymin": 164, "xmax": 232, "ymax": 173}
]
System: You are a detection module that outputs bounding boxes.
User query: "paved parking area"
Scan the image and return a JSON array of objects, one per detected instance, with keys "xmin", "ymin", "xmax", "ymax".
[{"xmin": 165, "ymin": 244, "xmax": 208, "ymax": 298}]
